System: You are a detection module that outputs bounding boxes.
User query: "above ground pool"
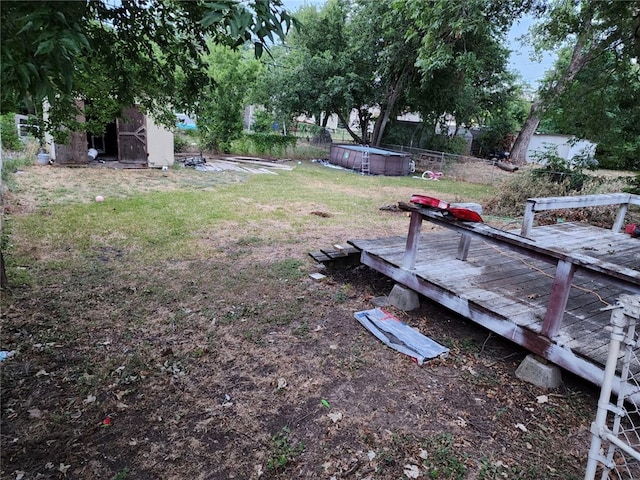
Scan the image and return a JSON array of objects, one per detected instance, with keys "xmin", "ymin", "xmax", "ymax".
[{"xmin": 328, "ymin": 144, "xmax": 412, "ymax": 176}]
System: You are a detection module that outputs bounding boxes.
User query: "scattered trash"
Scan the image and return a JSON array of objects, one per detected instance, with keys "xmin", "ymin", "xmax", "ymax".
[
  {"xmin": 321, "ymin": 399, "xmax": 331, "ymax": 409},
  {"xmin": 309, "ymin": 272, "xmax": 326, "ymax": 281},
  {"xmin": 423, "ymin": 170, "xmax": 443, "ymax": 180},
  {"xmin": 58, "ymin": 464, "xmax": 71, "ymax": 475},
  {"xmin": 311, "ymin": 159, "xmax": 347, "ymax": 170},
  {"xmin": 180, "ymin": 156, "xmax": 206, "ymax": 168},
  {"xmin": 515, "ymin": 423, "xmax": 528, "ymax": 432},
  {"xmin": 354, "ymin": 308, "xmax": 449, "ymax": 365},
  {"xmin": 536, "ymin": 394, "xmax": 549, "ymax": 404},
  {"xmin": 327, "ymin": 412, "xmax": 342, "ymax": 423},
  {"xmin": 101, "ymin": 416, "xmax": 112, "ymax": 428},
  {"xmin": 28, "ymin": 408, "xmax": 43, "ymax": 418},
  {"xmin": 277, "ymin": 378, "xmax": 287, "ymax": 390},
  {"xmin": 95, "ymin": 195, "xmax": 104, "ymax": 202},
  {"xmin": 0, "ymin": 350, "xmax": 16, "ymax": 362},
  {"xmin": 404, "ymin": 464, "xmax": 420, "ymax": 478}
]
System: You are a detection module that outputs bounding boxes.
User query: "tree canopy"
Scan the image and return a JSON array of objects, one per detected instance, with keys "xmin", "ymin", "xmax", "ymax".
[
  {"xmin": 255, "ymin": 0, "xmax": 527, "ymax": 148},
  {"xmin": 509, "ymin": 0, "xmax": 640, "ymax": 165},
  {"xmin": 0, "ymin": 0, "xmax": 295, "ymax": 134}
]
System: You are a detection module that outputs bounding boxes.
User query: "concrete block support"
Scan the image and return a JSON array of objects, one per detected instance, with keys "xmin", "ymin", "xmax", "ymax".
[
  {"xmin": 388, "ymin": 284, "xmax": 420, "ymax": 311},
  {"xmin": 515, "ymin": 354, "xmax": 562, "ymax": 389}
]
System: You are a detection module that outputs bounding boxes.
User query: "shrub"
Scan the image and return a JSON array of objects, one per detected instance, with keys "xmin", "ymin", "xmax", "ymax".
[
  {"xmin": 1, "ymin": 113, "xmax": 22, "ymax": 151},
  {"xmin": 530, "ymin": 145, "xmax": 598, "ymax": 192},
  {"xmin": 484, "ymin": 166, "xmax": 636, "ymax": 227},
  {"xmin": 173, "ymin": 132, "xmax": 190, "ymax": 153},
  {"xmin": 230, "ymin": 134, "xmax": 297, "ymax": 157},
  {"xmin": 624, "ymin": 174, "xmax": 640, "ymax": 195}
]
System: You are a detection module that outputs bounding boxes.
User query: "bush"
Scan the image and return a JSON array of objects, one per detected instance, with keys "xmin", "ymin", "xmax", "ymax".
[
  {"xmin": 484, "ymin": 166, "xmax": 636, "ymax": 227},
  {"xmin": 173, "ymin": 132, "xmax": 190, "ymax": 153},
  {"xmin": 624, "ymin": 174, "xmax": 640, "ymax": 195},
  {"xmin": 230, "ymin": 134, "xmax": 297, "ymax": 157},
  {"xmin": 1, "ymin": 113, "xmax": 22, "ymax": 151},
  {"xmin": 253, "ymin": 110, "xmax": 278, "ymax": 134},
  {"xmin": 530, "ymin": 145, "xmax": 598, "ymax": 192}
]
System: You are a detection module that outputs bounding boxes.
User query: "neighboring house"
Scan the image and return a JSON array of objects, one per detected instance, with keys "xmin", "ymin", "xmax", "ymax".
[
  {"xmin": 525, "ymin": 133, "xmax": 597, "ymax": 164},
  {"xmin": 44, "ymin": 104, "xmax": 174, "ymax": 168}
]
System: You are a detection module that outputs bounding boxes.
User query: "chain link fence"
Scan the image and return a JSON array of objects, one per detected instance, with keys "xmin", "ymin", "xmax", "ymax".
[
  {"xmin": 585, "ymin": 294, "xmax": 640, "ymax": 480},
  {"xmin": 381, "ymin": 144, "xmax": 517, "ymax": 185}
]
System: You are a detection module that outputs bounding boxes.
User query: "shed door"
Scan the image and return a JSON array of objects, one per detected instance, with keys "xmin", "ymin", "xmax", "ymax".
[{"xmin": 117, "ymin": 106, "xmax": 147, "ymax": 164}]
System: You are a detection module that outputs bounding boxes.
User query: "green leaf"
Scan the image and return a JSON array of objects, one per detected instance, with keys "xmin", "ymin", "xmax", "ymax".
[
  {"xmin": 320, "ymin": 399, "xmax": 330, "ymax": 409},
  {"xmin": 34, "ymin": 40, "xmax": 54, "ymax": 56},
  {"xmin": 200, "ymin": 11, "xmax": 224, "ymax": 28}
]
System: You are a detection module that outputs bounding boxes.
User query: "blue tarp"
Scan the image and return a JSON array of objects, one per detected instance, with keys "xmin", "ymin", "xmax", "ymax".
[{"xmin": 354, "ymin": 308, "xmax": 449, "ymax": 365}]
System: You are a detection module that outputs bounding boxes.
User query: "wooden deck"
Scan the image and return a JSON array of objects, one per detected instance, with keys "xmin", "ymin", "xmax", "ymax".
[{"xmin": 348, "ymin": 193, "xmax": 640, "ymax": 392}]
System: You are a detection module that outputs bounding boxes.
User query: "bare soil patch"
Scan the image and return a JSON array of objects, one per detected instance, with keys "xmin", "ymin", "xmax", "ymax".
[{"xmin": 1, "ymin": 164, "xmax": 598, "ymax": 479}]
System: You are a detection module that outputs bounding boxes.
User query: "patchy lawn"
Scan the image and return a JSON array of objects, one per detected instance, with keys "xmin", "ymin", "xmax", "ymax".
[{"xmin": 1, "ymin": 162, "xmax": 596, "ymax": 479}]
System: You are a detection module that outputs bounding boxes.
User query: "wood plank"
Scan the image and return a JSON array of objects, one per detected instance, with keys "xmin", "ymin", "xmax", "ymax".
[{"xmin": 308, "ymin": 251, "xmax": 331, "ymax": 262}]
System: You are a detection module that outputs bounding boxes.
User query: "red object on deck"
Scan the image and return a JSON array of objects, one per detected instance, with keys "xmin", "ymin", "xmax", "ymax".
[
  {"xmin": 410, "ymin": 194, "xmax": 483, "ymax": 222},
  {"xmin": 446, "ymin": 208, "xmax": 483, "ymax": 223},
  {"xmin": 410, "ymin": 194, "xmax": 449, "ymax": 210},
  {"xmin": 625, "ymin": 224, "xmax": 639, "ymax": 238}
]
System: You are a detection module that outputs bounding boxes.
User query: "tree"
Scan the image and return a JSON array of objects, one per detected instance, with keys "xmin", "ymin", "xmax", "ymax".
[
  {"xmin": 254, "ymin": 0, "xmax": 366, "ymax": 139},
  {"xmin": 538, "ymin": 47, "xmax": 640, "ymax": 170},
  {"xmin": 405, "ymin": 1, "xmax": 534, "ymax": 135},
  {"xmin": 198, "ymin": 45, "xmax": 260, "ymax": 153},
  {"xmin": 0, "ymin": 0, "xmax": 296, "ymax": 133},
  {"xmin": 509, "ymin": 0, "xmax": 640, "ymax": 164}
]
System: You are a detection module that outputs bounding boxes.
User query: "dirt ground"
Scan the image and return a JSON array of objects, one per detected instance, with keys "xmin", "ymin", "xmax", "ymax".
[{"xmin": 1, "ymin": 163, "xmax": 600, "ymax": 480}]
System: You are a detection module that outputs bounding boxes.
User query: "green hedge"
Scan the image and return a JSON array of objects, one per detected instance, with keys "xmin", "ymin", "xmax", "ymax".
[{"xmin": 231, "ymin": 134, "xmax": 297, "ymax": 157}]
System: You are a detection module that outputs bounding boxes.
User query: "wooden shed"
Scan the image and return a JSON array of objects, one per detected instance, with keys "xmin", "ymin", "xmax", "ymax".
[{"xmin": 48, "ymin": 105, "xmax": 174, "ymax": 168}]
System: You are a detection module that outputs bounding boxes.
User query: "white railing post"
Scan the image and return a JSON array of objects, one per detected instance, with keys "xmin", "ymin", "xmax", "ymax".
[{"xmin": 584, "ymin": 294, "xmax": 640, "ymax": 480}]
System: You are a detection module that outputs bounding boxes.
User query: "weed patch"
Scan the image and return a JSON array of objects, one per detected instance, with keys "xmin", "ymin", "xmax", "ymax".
[{"xmin": 268, "ymin": 426, "xmax": 305, "ymax": 471}]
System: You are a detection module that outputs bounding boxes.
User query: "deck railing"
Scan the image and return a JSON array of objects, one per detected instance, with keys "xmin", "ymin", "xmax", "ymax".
[
  {"xmin": 584, "ymin": 294, "xmax": 640, "ymax": 480},
  {"xmin": 521, "ymin": 193, "xmax": 640, "ymax": 237}
]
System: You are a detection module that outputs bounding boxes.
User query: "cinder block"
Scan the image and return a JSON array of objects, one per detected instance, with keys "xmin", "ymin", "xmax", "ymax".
[
  {"xmin": 515, "ymin": 354, "xmax": 562, "ymax": 389},
  {"xmin": 388, "ymin": 284, "xmax": 420, "ymax": 311}
]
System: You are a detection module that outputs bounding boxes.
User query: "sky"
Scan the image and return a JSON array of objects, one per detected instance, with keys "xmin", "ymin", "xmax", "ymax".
[{"xmin": 281, "ymin": 0, "xmax": 557, "ymax": 89}]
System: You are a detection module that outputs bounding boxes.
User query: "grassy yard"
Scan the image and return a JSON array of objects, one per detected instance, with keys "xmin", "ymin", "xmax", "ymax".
[{"xmin": 1, "ymin": 160, "xmax": 599, "ymax": 479}]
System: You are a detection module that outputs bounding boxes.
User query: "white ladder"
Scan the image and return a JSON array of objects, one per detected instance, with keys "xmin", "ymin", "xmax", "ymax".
[{"xmin": 361, "ymin": 145, "xmax": 370, "ymax": 175}]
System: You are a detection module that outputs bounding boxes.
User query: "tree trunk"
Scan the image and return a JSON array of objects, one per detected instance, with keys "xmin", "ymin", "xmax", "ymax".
[
  {"xmin": 371, "ymin": 65, "xmax": 412, "ymax": 147},
  {"xmin": 358, "ymin": 109, "xmax": 371, "ymax": 145},
  {"xmin": 510, "ymin": 18, "xmax": 594, "ymax": 165},
  {"xmin": 510, "ymin": 100, "xmax": 541, "ymax": 164},
  {"xmin": 336, "ymin": 111, "xmax": 362, "ymax": 144},
  {"xmin": 321, "ymin": 113, "xmax": 329, "ymax": 128},
  {"xmin": 371, "ymin": 100, "xmax": 394, "ymax": 147}
]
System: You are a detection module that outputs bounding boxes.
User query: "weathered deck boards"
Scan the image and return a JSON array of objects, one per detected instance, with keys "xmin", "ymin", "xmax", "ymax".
[{"xmin": 349, "ymin": 221, "xmax": 639, "ymax": 390}]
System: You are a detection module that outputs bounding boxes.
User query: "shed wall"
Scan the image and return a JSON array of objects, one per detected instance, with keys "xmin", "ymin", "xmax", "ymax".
[{"xmin": 146, "ymin": 117, "xmax": 174, "ymax": 168}]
